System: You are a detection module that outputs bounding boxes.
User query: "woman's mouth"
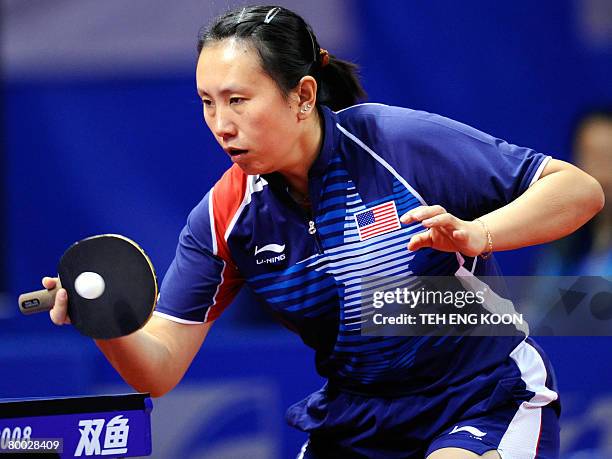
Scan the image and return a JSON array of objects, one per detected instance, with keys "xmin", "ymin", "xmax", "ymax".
[{"xmin": 227, "ymin": 147, "xmax": 248, "ymax": 157}]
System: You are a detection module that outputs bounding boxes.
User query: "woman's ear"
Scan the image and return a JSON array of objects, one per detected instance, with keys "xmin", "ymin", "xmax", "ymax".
[{"xmin": 296, "ymin": 76, "xmax": 317, "ymax": 119}]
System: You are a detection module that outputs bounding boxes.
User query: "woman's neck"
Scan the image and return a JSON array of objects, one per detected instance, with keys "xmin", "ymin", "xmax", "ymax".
[{"xmin": 279, "ymin": 109, "xmax": 323, "ymax": 198}]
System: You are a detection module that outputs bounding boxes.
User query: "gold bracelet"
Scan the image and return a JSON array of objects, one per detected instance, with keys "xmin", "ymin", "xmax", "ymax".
[{"xmin": 474, "ymin": 218, "xmax": 493, "ymax": 259}]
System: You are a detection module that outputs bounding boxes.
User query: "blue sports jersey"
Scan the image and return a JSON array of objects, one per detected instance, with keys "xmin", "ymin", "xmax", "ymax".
[{"xmin": 154, "ymin": 103, "xmax": 553, "ymax": 397}]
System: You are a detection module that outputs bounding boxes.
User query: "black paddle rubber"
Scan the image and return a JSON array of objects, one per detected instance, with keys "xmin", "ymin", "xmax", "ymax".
[{"xmin": 57, "ymin": 235, "xmax": 157, "ymax": 339}]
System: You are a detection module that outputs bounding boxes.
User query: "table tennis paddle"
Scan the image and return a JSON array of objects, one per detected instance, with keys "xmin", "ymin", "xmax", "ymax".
[{"xmin": 18, "ymin": 234, "xmax": 158, "ymax": 339}]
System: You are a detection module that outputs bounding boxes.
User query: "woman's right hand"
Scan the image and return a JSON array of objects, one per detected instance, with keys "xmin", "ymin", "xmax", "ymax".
[{"xmin": 42, "ymin": 277, "xmax": 71, "ymax": 325}]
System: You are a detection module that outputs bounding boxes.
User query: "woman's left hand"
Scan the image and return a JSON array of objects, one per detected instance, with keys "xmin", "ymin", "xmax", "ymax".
[{"xmin": 400, "ymin": 205, "xmax": 488, "ymax": 257}]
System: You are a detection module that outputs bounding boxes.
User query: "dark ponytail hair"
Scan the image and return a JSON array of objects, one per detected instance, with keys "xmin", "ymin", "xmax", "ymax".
[{"xmin": 197, "ymin": 5, "xmax": 366, "ymax": 111}]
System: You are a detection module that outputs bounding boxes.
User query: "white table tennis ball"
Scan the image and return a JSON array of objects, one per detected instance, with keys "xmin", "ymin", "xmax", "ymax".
[{"xmin": 74, "ymin": 271, "xmax": 106, "ymax": 300}]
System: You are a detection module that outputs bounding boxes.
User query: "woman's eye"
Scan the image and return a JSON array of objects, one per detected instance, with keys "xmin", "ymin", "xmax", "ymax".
[
  {"xmin": 230, "ymin": 97, "xmax": 245, "ymax": 105},
  {"xmin": 201, "ymin": 99, "xmax": 213, "ymax": 107}
]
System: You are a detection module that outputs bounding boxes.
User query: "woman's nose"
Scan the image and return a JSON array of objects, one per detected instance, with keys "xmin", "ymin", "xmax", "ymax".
[{"xmin": 213, "ymin": 109, "xmax": 237, "ymax": 139}]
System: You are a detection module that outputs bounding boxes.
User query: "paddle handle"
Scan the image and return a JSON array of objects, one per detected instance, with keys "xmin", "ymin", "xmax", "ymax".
[{"xmin": 18, "ymin": 281, "xmax": 62, "ymax": 315}]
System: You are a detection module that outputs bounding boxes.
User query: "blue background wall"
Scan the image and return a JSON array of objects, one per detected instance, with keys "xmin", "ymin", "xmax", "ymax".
[{"xmin": 2, "ymin": 1, "xmax": 612, "ymax": 457}]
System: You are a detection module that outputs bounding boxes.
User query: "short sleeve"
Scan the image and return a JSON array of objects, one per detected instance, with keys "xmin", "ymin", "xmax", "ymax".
[
  {"xmin": 154, "ymin": 190, "xmax": 243, "ymax": 323},
  {"xmin": 366, "ymin": 107, "xmax": 552, "ymax": 220}
]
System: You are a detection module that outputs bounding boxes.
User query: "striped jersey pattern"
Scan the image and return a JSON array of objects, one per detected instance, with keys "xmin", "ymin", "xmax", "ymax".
[{"xmin": 249, "ymin": 155, "xmax": 458, "ymax": 388}]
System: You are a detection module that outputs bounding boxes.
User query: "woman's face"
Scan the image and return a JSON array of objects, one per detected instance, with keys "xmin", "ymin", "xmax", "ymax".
[{"xmin": 196, "ymin": 39, "xmax": 302, "ymax": 175}]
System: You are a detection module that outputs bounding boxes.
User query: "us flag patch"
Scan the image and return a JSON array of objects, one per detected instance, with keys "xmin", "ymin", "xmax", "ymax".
[{"xmin": 354, "ymin": 201, "xmax": 401, "ymax": 241}]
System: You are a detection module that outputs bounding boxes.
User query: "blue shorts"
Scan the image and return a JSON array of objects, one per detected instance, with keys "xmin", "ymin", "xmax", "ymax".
[{"xmin": 289, "ymin": 339, "xmax": 560, "ymax": 459}]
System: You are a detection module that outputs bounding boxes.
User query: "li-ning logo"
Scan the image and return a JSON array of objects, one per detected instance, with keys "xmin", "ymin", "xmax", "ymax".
[
  {"xmin": 255, "ymin": 243, "xmax": 286, "ymax": 265},
  {"xmin": 449, "ymin": 425, "xmax": 487, "ymax": 439},
  {"xmin": 74, "ymin": 415, "xmax": 130, "ymax": 456}
]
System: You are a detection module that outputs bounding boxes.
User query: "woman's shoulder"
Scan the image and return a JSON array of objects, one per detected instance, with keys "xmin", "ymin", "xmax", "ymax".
[
  {"xmin": 332, "ymin": 102, "xmax": 459, "ymax": 145},
  {"xmin": 333, "ymin": 102, "xmax": 497, "ymax": 147},
  {"xmin": 334, "ymin": 102, "xmax": 418, "ymax": 121}
]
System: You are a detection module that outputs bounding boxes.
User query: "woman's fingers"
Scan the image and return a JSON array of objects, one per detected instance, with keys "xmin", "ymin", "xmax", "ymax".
[
  {"xmin": 42, "ymin": 276, "xmax": 57, "ymax": 289},
  {"xmin": 403, "ymin": 206, "xmax": 488, "ymax": 257},
  {"xmin": 49, "ymin": 289, "xmax": 69, "ymax": 325},
  {"xmin": 407, "ymin": 230, "xmax": 433, "ymax": 251},
  {"xmin": 43, "ymin": 277, "xmax": 71, "ymax": 325},
  {"xmin": 400, "ymin": 205, "xmax": 447, "ymax": 224},
  {"xmin": 421, "ymin": 212, "xmax": 459, "ymax": 229}
]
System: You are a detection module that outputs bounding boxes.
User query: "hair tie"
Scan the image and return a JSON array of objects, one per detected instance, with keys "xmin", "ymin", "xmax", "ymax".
[{"xmin": 320, "ymin": 48, "xmax": 330, "ymax": 68}]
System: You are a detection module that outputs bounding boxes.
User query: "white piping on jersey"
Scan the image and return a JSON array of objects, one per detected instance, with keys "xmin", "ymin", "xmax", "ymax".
[
  {"xmin": 529, "ymin": 155, "xmax": 552, "ymax": 187},
  {"xmin": 205, "ymin": 259, "xmax": 227, "ymax": 322},
  {"xmin": 224, "ymin": 174, "xmax": 266, "ymax": 242},
  {"xmin": 471, "ymin": 257, "xmax": 478, "ymax": 274},
  {"xmin": 497, "ymin": 340, "xmax": 558, "ymax": 458},
  {"xmin": 335, "ymin": 122, "xmax": 428, "ymax": 206},
  {"xmin": 334, "ymin": 102, "xmax": 390, "ymax": 114},
  {"xmin": 153, "ymin": 310, "xmax": 203, "ymax": 324},
  {"xmin": 510, "ymin": 341, "xmax": 558, "ymax": 406},
  {"xmin": 296, "ymin": 440, "xmax": 309, "ymax": 459},
  {"xmin": 208, "ymin": 189, "xmax": 218, "ymax": 256}
]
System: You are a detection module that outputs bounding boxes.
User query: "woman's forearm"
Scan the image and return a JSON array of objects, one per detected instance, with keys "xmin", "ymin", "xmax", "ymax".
[
  {"xmin": 95, "ymin": 330, "xmax": 174, "ymax": 397},
  {"xmin": 94, "ymin": 316, "xmax": 211, "ymax": 397}
]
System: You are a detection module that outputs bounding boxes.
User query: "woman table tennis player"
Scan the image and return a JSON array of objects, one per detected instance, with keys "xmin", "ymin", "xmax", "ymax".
[{"xmin": 45, "ymin": 5, "xmax": 604, "ymax": 458}]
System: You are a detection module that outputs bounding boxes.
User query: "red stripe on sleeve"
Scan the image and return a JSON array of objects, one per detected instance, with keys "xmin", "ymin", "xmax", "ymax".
[{"xmin": 205, "ymin": 165, "xmax": 248, "ymax": 321}]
